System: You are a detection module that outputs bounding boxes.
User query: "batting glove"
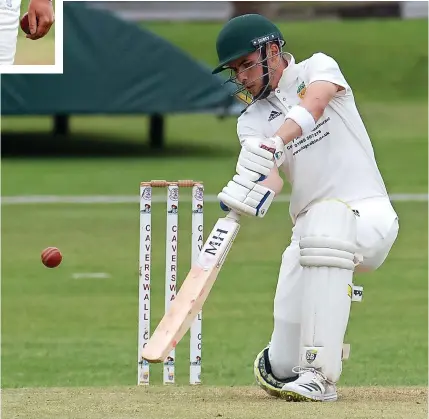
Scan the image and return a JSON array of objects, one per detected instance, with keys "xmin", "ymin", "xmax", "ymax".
[
  {"xmin": 218, "ymin": 174, "xmax": 275, "ymax": 218},
  {"xmin": 237, "ymin": 136, "xmax": 285, "ymax": 182}
]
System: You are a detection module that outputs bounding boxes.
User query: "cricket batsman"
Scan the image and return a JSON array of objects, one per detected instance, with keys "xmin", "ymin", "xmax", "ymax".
[
  {"xmin": 212, "ymin": 14, "xmax": 399, "ymax": 402},
  {"xmin": 0, "ymin": 0, "xmax": 54, "ymax": 65}
]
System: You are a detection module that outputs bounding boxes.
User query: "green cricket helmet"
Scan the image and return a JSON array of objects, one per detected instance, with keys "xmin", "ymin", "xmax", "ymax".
[{"xmin": 212, "ymin": 14, "xmax": 285, "ymax": 106}]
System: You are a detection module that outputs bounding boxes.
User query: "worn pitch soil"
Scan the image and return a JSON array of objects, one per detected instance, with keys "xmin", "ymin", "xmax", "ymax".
[{"xmin": 2, "ymin": 386, "xmax": 427, "ymax": 419}]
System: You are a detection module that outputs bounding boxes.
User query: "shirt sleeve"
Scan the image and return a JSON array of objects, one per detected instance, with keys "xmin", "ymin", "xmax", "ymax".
[
  {"xmin": 236, "ymin": 110, "xmax": 265, "ymax": 147},
  {"xmin": 306, "ymin": 53, "xmax": 351, "ymax": 94}
]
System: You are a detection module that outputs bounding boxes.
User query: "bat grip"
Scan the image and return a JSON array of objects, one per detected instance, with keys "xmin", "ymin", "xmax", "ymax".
[{"xmin": 226, "ymin": 211, "xmax": 240, "ymax": 222}]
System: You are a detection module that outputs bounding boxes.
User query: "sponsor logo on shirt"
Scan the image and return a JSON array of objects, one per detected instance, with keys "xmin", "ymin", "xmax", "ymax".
[
  {"xmin": 297, "ymin": 81, "xmax": 307, "ymax": 99},
  {"xmin": 268, "ymin": 110, "xmax": 282, "ymax": 121}
]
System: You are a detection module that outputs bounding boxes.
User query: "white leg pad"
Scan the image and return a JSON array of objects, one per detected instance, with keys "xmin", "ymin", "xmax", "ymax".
[{"xmin": 298, "ymin": 200, "xmax": 358, "ymax": 383}]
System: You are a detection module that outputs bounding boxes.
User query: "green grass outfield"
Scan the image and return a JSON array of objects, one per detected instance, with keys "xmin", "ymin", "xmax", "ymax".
[
  {"xmin": 1, "ymin": 199, "xmax": 427, "ymax": 388},
  {"xmin": 1, "ymin": 17, "xmax": 428, "ymax": 419},
  {"xmin": 143, "ymin": 19, "xmax": 428, "ymax": 103}
]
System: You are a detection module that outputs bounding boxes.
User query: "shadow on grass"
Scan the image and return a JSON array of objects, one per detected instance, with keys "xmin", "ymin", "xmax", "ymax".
[{"xmin": 1, "ymin": 132, "xmax": 232, "ymax": 159}]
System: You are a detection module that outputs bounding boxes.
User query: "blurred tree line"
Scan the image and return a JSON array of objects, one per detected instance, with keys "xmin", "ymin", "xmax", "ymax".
[{"xmin": 230, "ymin": 1, "xmax": 401, "ymax": 20}]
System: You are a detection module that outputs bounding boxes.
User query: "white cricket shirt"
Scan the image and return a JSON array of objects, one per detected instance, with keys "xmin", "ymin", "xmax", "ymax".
[
  {"xmin": 237, "ymin": 52, "xmax": 389, "ymax": 223},
  {"xmin": 0, "ymin": 0, "xmax": 20, "ymax": 65}
]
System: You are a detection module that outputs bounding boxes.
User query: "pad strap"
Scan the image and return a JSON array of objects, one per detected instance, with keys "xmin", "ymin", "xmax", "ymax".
[{"xmin": 300, "ymin": 237, "xmax": 356, "ymax": 270}]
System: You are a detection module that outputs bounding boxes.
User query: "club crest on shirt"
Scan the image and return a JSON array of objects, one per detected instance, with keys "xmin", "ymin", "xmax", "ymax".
[{"xmin": 297, "ymin": 81, "xmax": 307, "ymax": 99}]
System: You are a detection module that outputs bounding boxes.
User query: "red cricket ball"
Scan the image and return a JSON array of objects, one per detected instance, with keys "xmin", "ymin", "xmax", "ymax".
[
  {"xmin": 41, "ymin": 247, "xmax": 62, "ymax": 268},
  {"xmin": 20, "ymin": 12, "xmax": 31, "ymax": 35}
]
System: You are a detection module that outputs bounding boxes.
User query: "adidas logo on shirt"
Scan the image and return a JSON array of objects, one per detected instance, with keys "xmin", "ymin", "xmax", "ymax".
[{"xmin": 268, "ymin": 110, "xmax": 282, "ymax": 121}]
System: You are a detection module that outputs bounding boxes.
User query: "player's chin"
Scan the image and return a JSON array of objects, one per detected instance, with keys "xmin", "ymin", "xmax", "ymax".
[
  {"xmin": 246, "ymin": 86, "xmax": 257, "ymax": 96},
  {"xmin": 248, "ymin": 85, "xmax": 262, "ymax": 98}
]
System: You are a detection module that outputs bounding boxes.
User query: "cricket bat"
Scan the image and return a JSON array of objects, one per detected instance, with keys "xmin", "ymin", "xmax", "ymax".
[{"xmin": 141, "ymin": 211, "xmax": 240, "ymax": 363}]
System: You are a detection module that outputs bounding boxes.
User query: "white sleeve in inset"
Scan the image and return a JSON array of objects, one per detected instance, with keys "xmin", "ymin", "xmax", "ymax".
[
  {"xmin": 306, "ymin": 52, "xmax": 351, "ymax": 94},
  {"xmin": 0, "ymin": 3, "xmax": 19, "ymax": 65}
]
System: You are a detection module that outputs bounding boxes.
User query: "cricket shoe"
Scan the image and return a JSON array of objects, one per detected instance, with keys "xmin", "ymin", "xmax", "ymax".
[
  {"xmin": 280, "ymin": 367, "xmax": 338, "ymax": 402},
  {"xmin": 253, "ymin": 347, "xmax": 298, "ymax": 399}
]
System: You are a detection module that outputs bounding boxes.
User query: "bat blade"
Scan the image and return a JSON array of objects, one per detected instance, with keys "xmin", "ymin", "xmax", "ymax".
[{"xmin": 141, "ymin": 213, "xmax": 240, "ymax": 363}]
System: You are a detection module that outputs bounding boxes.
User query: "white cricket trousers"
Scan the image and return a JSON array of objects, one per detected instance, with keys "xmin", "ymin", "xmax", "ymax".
[
  {"xmin": 268, "ymin": 196, "xmax": 399, "ymax": 379},
  {"xmin": 0, "ymin": 0, "xmax": 21, "ymax": 65}
]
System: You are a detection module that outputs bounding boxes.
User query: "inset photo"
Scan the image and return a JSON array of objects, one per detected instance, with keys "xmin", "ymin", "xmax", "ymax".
[{"xmin": 0, "ymin": 0, "xmax": 62, "ymax": 73}]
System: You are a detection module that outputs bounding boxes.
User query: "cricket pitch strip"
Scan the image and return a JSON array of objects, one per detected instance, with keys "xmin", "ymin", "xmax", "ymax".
[{"xmin": 2, "ymin": 386, "xmax": 427, "ymax": 419}]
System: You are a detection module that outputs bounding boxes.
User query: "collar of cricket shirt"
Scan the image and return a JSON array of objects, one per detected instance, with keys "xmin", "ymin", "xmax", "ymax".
[{"xmin": 277, "ymin": 53, "xmax": 300, "ymax": 90}]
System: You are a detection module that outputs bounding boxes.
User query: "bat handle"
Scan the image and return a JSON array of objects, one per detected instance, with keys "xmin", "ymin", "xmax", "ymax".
[{"xmin": 226, "ymin": 210, "xmax": 240, "ymax": 222}]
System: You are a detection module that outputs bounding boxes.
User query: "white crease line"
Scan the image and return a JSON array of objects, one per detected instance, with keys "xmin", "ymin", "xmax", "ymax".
[
  {"xmin": 1, "ymin": 194, "xmax": 427, "ymax": 205},
  {"xmin": 71, "ymin": 273, "xmax": 111, "ymax": 279}
]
